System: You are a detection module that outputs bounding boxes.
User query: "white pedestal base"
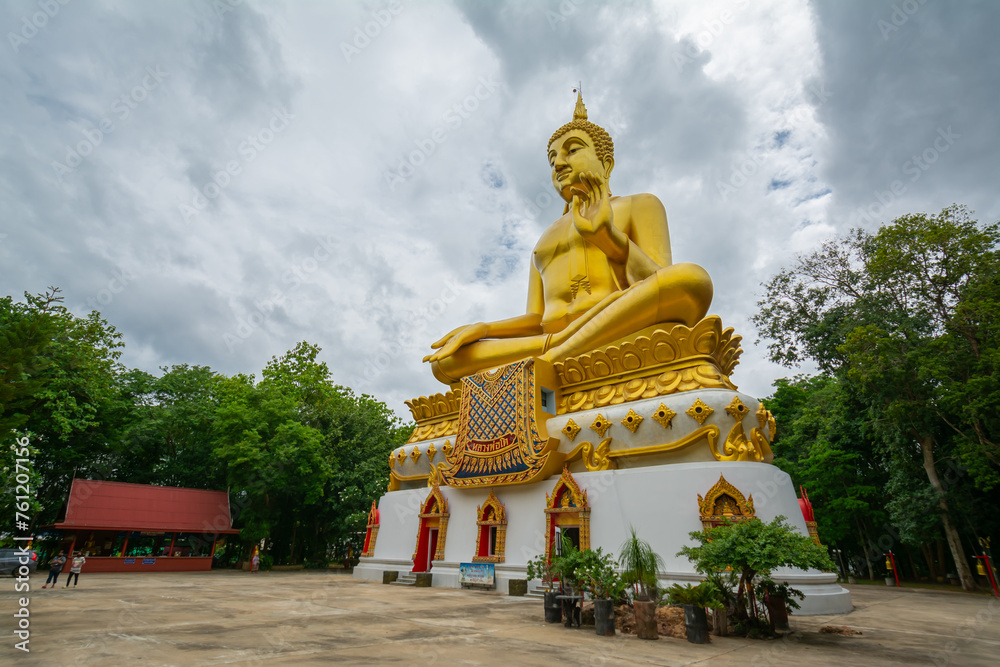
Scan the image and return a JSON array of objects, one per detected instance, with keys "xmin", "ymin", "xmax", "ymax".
[{"xmin": 355, "ymin": 461, "xmax": 852, "ymax": 615}]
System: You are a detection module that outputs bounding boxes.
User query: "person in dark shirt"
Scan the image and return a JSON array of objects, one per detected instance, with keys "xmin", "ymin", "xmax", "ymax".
[{"xmin": 42, "ymin": 551, "xmax": 66, "ymax": 589}]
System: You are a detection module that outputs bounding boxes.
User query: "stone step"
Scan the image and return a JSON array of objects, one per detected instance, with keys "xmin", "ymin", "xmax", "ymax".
[{"xmin": 391, "ymin": 574, "xmax": 417, "ymax": 586}]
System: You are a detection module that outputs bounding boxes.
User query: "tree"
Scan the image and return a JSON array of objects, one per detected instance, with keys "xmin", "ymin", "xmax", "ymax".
[
  {"xmin": 755, "ymin": 205, "xmax": 1000, "ymax": 591},
  {"xmin": 678, "ymin": 516, "xmax": 835, "ymax": 631},
  {"xmin": 764, "ymin": 374, "xmax": 889, "ymax": 580},
  {"xmin": 1, "ymin": 289, "xmax": 128, "ymax": 528}
]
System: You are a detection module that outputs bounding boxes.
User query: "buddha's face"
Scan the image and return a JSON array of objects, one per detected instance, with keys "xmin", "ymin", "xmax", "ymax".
[{"xmin": 548, "ymin": 129, "xmax": 613, "ymax": 201}]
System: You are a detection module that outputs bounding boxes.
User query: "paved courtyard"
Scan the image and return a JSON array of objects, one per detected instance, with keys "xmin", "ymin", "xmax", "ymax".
[{"xmin": 4, "ymin": 570, "xmax": 998, "ymax": 666}]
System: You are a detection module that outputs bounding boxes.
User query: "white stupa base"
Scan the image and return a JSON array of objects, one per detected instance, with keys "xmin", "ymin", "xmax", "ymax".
[{"xmin": 354, "ymin": 461, "xmax": 852, "ymax": 615}]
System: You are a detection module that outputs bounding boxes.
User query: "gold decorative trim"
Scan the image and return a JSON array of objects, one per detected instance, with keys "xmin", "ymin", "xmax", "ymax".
[
  {"xmin": 651, "ymin": 403, "xmax": 676, "ymax": 429},
  {"xmin": 410, "ymin": 447, "xmax": 422, "ymax": 464},
  {"xmin": 395, "ymin": 449, "xmax": 406, "ymax": 465},
  {"xmin": 405, "ymin": 389, "xmax": 462, "ymax": 424},
  {"xmin": 554, "ymin": 317, "xmax": 742, "ymax": 414},
  {"xmin": 725, "ymin": 396, "xmax": 749, "ymax": 422},
  {"xmin": 610, "ymin": 425, "xmax": 719, "ymax": 462},
  {"xmin": 686, "ymin": 398, "xmax": 714, "ymax": 424},
  {"xmin": 756, "ymin": 402, "xmax": 768, "ymax": 431},
  {"xmin": 621, "ymin": 409, "xmax": 643, "ymax": 433},
  {"xmin": 426, "ymin": 442, "xmax": 437, "ymax": 461},
  {"xmin": 388, "ymin": 467, "xmax": 430, "ymax": 492},
  {"xmin": 711, "ymin": 422, "xmax": 774, "ymax": 463},
  {"xmin": 407, "ymin": 419, "xmax": 459, "ymax": 444},
  {"xmin": 590, "ymin": 414, "xmax": 611, "ymax": 438},
  {"xmin": 565, "ymin": 438, "xmax": 615, "ymax": 471},
  {"xmin": 388, "ymin": 453, "xmax": 396, "ymax": 469},
  {"xmin": 561, "ymin": 418, "xmax": 581, "ymax": 441},
  {"xmin": 698, "ymin": 474, "xmax": 755, "ymax": 531}
]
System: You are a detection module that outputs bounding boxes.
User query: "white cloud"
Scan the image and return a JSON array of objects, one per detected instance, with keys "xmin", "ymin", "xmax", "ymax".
[{"xmin": 2, "ymin": 0, "xmax": 997, "ymax": 419}]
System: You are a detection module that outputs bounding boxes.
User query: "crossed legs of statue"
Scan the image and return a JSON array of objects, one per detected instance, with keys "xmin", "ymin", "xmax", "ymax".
[{"xmin": 429, "ymin": 263, "xmax": 712, "ymax": 385}]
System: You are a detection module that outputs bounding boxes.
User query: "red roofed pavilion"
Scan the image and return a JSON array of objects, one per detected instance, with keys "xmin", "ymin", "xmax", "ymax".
[{"xmin": 49, "ymin": 479, "xmax": 240, "ymax": 573}]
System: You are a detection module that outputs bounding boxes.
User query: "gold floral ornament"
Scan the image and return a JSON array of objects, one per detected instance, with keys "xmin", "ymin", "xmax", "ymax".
[
  {"xmin": 651, "ymin": 403, "xmax": 676, "ymax": 428},
  {"xmin": 686, "ymin": 398, "xmax": 714, "ymax": 425},
  {"xmin": 562, "ymin": 418, "xmax": 581, "ymax": 441},
  {"xmin": 426, "ymin": 442, "xmax": 437, "ymax": 461},
  {"xmin": 621, "ymin": 409, "xmax": 643, "ymax": 433},
  {"xmin": 388, "ymin": 453, "xmax": 396, "ymax": 468},
  {"xmin": 725, "ymin": 396, "xmax": 749, "ymax": 422},
  {"xmin": 590, "ymin": 414, "xmax": 611, "ymax": 438},
  {"xmin": 396, "ymin": 449, "xmax": 407, "ymax": 465},
  {"xmin": 756, "ymin": 402, "xmax": 768, "ymax": 431},
  {"xmin": 410, "ymin": 447, "xmax": 422, "ymax": 464}
]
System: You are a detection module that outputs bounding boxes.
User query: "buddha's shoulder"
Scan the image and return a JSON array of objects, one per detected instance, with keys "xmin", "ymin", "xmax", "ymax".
[
  {"xmin": 613, "ymin": 193, "xmax": 666, "ymax": 223},
  {"xmin": 613, "ymin": 192, "xmax": 664, "ymax": 207}
]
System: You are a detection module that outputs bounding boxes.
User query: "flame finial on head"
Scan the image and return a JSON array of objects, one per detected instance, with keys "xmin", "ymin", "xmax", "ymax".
[{"xmin": 573, "ymin": 89, "xmax": 588, "ymax": 121}]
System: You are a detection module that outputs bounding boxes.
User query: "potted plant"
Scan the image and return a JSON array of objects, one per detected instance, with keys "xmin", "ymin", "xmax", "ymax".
[
  {"xmin": 553, "ymin": 535, "xmax": 588, "ymax": 627},
  {"xmin": 677, "ymin": 516, "xmax": 836, "ymax": 639},
  {"xmin": 580, "ymin": 547, "xmax": 625, "ymax": 636},
  {"xmin": 526, "ymin": 552, "xmax": 562, "ymax": 623},
  {"xmin": 756, "ymin": 579, "xmax": 801, "ymax": 636},
  {"xmin": 619, "ymin": 526, "xmax": 665, "ymax": 640},
  {"xmin": 666, "ymin": 581, "xmax": 723, "ymax": 644}
]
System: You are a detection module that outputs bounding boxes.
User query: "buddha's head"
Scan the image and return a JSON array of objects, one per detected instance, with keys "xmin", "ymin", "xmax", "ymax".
[{"xmin": 547, "ymin": 92, "xmax": 615, "ymax": 202}]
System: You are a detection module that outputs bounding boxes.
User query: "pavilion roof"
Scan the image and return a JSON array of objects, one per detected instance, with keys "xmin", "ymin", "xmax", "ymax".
[{"xmin": 51, "ymin": 479, "xmax": 239, "ymax": 534}]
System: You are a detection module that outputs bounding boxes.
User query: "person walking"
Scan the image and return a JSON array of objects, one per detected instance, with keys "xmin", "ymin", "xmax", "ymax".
[
  {"xmin": 65, "ymin": 553, "xmax": 86, "ymax": 587},
  {"xmin": 42, "ymin": 551, "xmax": 66, "ymax": 588},
  {"xmin": 251, "ymin": 551, "xmax": 260, "ymax": 573}
]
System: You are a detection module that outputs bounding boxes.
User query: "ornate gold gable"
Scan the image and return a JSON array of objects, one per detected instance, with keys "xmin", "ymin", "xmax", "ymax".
[
  {"xmin": 362, "ymin": 500, "xmax": 380, "ymax": 557},
  {"xmin": 544, "ymin": 467, "xmax": 591, "ymax": 559},
  {"xmin": 698, "ymin": 474, "xmax": 755, "ymax": 531},
  {"xmin": 473, "ymin": 490, "xmax": 507, "ymax": 563}
]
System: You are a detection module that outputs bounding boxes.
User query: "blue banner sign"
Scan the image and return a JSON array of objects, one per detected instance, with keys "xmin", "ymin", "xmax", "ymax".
[
  {"xmin": 142, "ymin": 558, "xmax": 156, "ymax": 565},
  {"xmin": 124, "ymin": 558, "xmax": 136, "ymax": 564},
  {"xmin": 459, "ymin": 562, "xmax": 495, "ymax": 586}
]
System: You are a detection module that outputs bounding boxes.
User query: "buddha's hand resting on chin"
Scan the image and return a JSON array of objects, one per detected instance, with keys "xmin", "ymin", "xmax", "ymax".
[
  {"xmin": 423, "ymin": 322, "xmax": 488, "ymax": 362},
  {"xmin": 569, "ymin": 172, "xmax": 627, "ymax": 263}
]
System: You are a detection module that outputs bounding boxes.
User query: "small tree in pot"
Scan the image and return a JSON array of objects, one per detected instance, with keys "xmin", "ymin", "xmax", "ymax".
[
  {"xmin": 619, "ymin": 526, "xmax": 665, "ymax": 640},
  {"xmin": 526, "ymin": 552, "xmax": 560, "ymax": 623},
  {"xmin": 666, "ymin": 581, "xmax": 724, "ymax": 644},
  {"xmin": 580, "ymin": 548, "xmax": 626, "ymax": 636}
]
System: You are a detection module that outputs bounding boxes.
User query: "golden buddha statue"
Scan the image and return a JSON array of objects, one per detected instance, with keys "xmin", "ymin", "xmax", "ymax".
[{"xmin": 424, "ymin": 93, "xmax": 713, "ymax": 385}]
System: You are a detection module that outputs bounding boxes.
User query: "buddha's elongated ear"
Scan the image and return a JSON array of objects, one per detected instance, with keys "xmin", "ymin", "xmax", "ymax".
[{"xmin": 602, "ymin": 156, "xmax": 615, "ymax": 181}]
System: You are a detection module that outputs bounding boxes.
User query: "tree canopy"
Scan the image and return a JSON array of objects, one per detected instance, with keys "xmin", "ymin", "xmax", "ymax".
[
  {"xmin": 2, "ymin": 291, "xmax": 410, "ymax": 565},
  {"xmin": 755, "ymin": 205, "xmax": 1000, "ymax": 591}
]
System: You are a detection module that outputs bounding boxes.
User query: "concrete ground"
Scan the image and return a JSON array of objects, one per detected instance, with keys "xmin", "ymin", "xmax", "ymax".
[{"xmin": 3, "ymin": 570, "xmax": 998, "ymax": 666}]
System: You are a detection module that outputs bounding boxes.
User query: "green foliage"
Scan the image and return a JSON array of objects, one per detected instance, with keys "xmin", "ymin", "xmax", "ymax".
[
  {"xmin": 552, "ymin": 534, "xmax": 588, "ymax": 593},
  {"xmin": 665, "ymin": 581, "xmax": 724, "ymax": 609},
  {"xmin": 618, "ymin": 525, "xmax": 665, "ymax": 602},
  {"xmin": 579, "ymin": 547, "xmax": 626, "ymax": 600},
  {"xmin": 2, "ymin": 288, "xmax": 408, "ymax": 567},
  {"xmin": 525, "ymin": 552, "xmax": 557, "ymax": 590},
  {"xmin": 679, "ymin": 516, "xmax": 834, "ymax": 631},
  {"xmin": 755, "ymin": 205, "xmax": 1000, "ymax": 590}
]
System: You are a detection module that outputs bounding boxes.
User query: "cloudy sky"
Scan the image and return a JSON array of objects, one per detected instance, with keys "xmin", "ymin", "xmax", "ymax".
[{"xmin": 3, "ymin": 0, "xmax": 998, "ymax": 419}]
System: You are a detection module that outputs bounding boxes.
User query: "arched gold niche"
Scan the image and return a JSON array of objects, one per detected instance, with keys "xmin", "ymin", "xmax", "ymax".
[
  {"xmin": 412, "ymin": 484, "xmax": 449, "ymax": 572},
  {"xmin": 698, "ymin": 474, "xmax": 755, "ymax": 531},
  {"xmin": 362, "ymin": 500, "xmax": 379, "ymax": 558},
  {"xmin": 544, "ymin": 467, "xmax": 590, "ymax": 561},
  {"xmin": 473, "ymin": 490, "xmax": 507, "ymax": 563}
]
